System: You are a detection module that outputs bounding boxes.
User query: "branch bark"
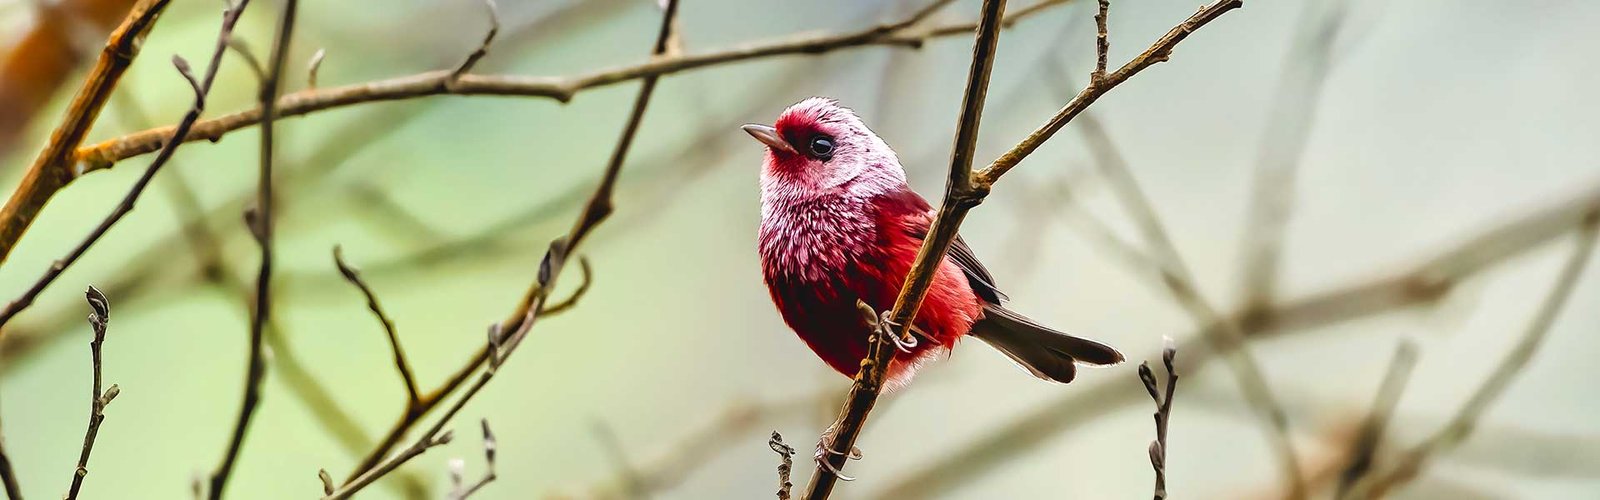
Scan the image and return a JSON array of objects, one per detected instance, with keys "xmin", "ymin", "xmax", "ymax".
[
  {"xmin": 64, "ymin": 286, "xmax": 117, "ymax": 500},
  {"xmin": 207, "ymin": 0, "xmax": 294, "ymax": 497},
  {"xmin": 69, "ymin": 0, "xmax": 1072, "ymax": 173},
  {"xmin": 0, "ymin": 0, "xmax": 170, "ymax": 264}
]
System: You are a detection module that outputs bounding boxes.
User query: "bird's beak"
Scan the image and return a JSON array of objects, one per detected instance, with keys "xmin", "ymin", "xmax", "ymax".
[{"xmin": 741, "ymin": 124, "xmax": 796, "ymax": 154}]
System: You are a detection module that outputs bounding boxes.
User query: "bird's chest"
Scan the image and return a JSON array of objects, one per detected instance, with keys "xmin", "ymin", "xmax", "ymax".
[{"xmin": 758, "ymin": 197, "xmax": 880, "ymax": 286}]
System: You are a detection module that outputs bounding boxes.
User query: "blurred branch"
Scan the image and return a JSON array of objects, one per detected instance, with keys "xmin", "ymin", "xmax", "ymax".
[
  {"xmin": 805, "ymin": 0, "xmax": 1009, "ymax": 494},
  {"xmin": 207, "ymin": 0, "xmax": 296, "ymax": 497},
  {"xmin": 327, "ymin": 1, "xmax": 682, "ymax": 495},
  {"xmin": 72, "ymin": 0, "xmax": 1074, "ymax": 172},
  {"xmin": 105, "ymin": 91, "xmax": 427, "ymax": 496},
  {"xmin": 1139, "ymin": 340, "xmax": 1178, "ymax": 500},
  {"xmin": 0, "ymin": 0, "xmax": 168, "ymax": 264},
  {"xmin": 333, "ymin": 247, "xmax": 421, "ymax": 406},
  {"xmin": 446, "ymin": 420, "xmax": 498, "ymax": 500},
  {"xmin": 64, "ymin": 286, "xmax": 118, "ymax": 500},
  {"xmin": 0, "ymin": 0, "xmax": 242, "ymax": 332},
  {"xmin": 1045, "ymin": 55, "xmax": 1307, "ymax": 496},
  {"xmin": 873, "ymin": 181, "xmax": 1600, "ymax": 498},
  {"xmin": 0, "ymin": 0, "xmax": 143, "ymax": 156},
  {"xmin": 1235, "ymin": 0, "xmax": 1351, "ymax": 314},
  {"xmin": 555, "ymin": 391, "xmax": 835, "ymax": 499},
  {"xmin": 1348, "ymin": 216, "xmax": 1599, "ymax": 498},
  {"xmin": 1336, "ymin": 340, "xmax": 1418, "ymax": 498},
  {"xmin": 770, "ymin": 432, "xmax": 796, "ymax": 500}
]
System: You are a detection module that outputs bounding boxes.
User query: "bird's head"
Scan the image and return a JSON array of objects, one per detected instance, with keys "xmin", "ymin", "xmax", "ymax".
[{"xmin": 742, "ymin": 97, "xmax": 905, "ymax": 193}]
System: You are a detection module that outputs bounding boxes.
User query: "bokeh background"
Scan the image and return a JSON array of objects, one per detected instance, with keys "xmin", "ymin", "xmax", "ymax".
[{"xmin": 1, "ymin": 0, "xmax": 1598, "ymax": 498}]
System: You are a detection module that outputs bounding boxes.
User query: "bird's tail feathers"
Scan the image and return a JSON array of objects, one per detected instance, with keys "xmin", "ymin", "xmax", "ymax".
[{"xmin": 969, "ymin": 304, "xmax": 1123, "ymax": 384}]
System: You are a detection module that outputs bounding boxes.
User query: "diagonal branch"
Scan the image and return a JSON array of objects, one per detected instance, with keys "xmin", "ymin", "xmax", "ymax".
[
  {"xmin": 326, "ymin": 1, "xmax": 682, "ymax": 495},
  {"xmin": 1347, "ymin": 216, "xmax": 1599, "ymax": 498},
  {"xmin": 333, "ymin": 247, "xmax": 421, "ymax": 405},
  {"xmin": 69, "ymin": 0, "xmax": 1073, "ymax": 173},
  {"xmin": 804, "ymin": 0, "xmax": 1010, "ymax": 496},
  {"xmin": 0, "ymin": 0, "xmax": 171, "ymax": 264}
]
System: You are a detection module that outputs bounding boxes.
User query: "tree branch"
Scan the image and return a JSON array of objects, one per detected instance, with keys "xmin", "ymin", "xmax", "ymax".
[
  {"xmin": 64, "ymin": 286, "xmax": 118, "ymax": 500},
  {"xmin": 326, "ymin": 1, "xmax": 682, "ymax": 495},
  {"xmin": 804, "ymin": 0, "xmax": 1008, "ymax": 496},
  {"xmin": 69, "ymin": 0, "xmax": 1072, "ymax": 173},
  {"xmin": 333, "ymin": 247, "xmax": 422, "ymax": 405},
  {"xmin": 1336, "ymin": 340, "xmax": 1419, "ymax": 498},
  {"xmin": 1140, "ymin": 340, "xmax": 1178, "ymax": 500},
  {"xmin": 0, "ymin": 0, "xmax": 171, "ymax": 265},
  {"xmin": 1347, "ymin": 216, "xmax": 1599, "ymax": 498},
  {"xmin": 770, "ymin": 432, "xmax": 797, "ymax": 500},
  {"xmin": 207, "ymin": 0, "xmax": 295, "ymax": 496}
]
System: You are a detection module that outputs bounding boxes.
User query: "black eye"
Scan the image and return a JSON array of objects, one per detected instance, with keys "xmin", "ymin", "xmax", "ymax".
[{"xmin": 808, "ymin": 136, "xmax": 835, "ymax": 159}]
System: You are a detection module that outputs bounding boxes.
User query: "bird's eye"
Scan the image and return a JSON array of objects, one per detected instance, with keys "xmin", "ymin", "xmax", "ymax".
[{"xmin": 808, "ymin": 136, "xmax": 835, "ymax": 159}]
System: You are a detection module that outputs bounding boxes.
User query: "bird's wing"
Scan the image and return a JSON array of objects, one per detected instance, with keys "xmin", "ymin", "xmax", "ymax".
[{"xmin": 892, "ymin": 197, "xmax": 1009, "ymax": 304}]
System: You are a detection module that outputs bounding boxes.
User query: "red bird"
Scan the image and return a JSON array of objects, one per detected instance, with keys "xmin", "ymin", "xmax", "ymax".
[{"xmin": 744, "ymin": 97, "xmax": 1124, "ymax": 393}]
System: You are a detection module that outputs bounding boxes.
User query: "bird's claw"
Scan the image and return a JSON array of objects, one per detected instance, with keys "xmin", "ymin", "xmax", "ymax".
[
  {"xmin": 876, "ymin": 310, "xmax": 919, "ymax": 353},
  {"xmin": 814, "ymin": 440, "xmax": 863, "ymax": 481}
]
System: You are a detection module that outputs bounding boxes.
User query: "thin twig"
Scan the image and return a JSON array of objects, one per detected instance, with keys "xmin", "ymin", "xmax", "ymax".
[
  {"xmin": 1348, "ymin": 217, "xmax": 1599, "ymax": 498},
  {"xmin": 449, "ymin": 0, "xmax": 500, "ymax": 83},
  {"xmin": 1139, "ymin": 339, "xmax": 1178, "ymax": 500},
  {"xmin": 1091, "ymin": 0, "xmax": 1108, "ymax": 83},
  {"xmin": 1053, "ymin": 55, "xmax": 1309, "ymax": 498},
  {"xmin": 326, "ymin": 2, "xmax": 682, "ymax": 495},
  {"xmin": 447, "ymin": 420, "xmax": 498, "ymax": 499},
  {"xmin": 1336, "ymin": 340, "xmax": 1419, "ymax": 498},
  {"xmin": 332, "ymin": 246, "xmax": 421, "ymax": 405},
  {"xmin": 0, "ymin": 0, "xmax": 252, "ymax": 332},
  {"xmin": 0, "ymin": 0, "xmax": 172, "ymax": 264},
  {"xmin": 1234, "ymin": 0, "xmax": 1350, "ymax": 315},
  {"xmin": 70, "ymin": 0, "xmax": 1072, "ymax": 172},
  {"xmin": 770, "ymin": 432, "xmax": 796, "ymax": 500},
  {"xmin": 207, "ymin": 0, "xmax": 295, "ymax": 497},
  {"xmin": 64, "ymin": 286, "xmax": 118, "ymax": 500},
  {"xmin": 804, "ymin": 0, "xmax": 1009, "ymax": 495}
]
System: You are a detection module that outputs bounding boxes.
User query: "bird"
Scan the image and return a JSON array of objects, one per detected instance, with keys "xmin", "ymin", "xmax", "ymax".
[{"xmin": 743, "ymin": 97, "xmax": 1123, "ymax": 470}]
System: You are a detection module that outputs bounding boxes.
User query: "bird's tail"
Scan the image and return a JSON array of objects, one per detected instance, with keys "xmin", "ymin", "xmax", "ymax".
[{"xmin": 969, "ymin": 304, "xmax": 1123, "ymax": 383}]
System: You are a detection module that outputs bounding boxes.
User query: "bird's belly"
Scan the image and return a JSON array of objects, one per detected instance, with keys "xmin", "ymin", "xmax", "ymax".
[{"xmin": 759, "ymin": 237, "xmax": 974, "ymax": 383}]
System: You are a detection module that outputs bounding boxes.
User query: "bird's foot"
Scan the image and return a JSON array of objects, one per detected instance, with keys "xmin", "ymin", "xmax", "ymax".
[
  {"xmin": 815, "ymin": 425, "xmax": 863, "ymax": 481},
  {"xmin": 876, "ymin": 310, "xmax": 919, "ymax": 353}
]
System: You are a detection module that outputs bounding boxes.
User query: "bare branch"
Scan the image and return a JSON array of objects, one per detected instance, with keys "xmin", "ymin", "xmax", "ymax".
[
  {"xmin": 770, "ymin": 432, "xmax": 797, "ymax": 500},
  {"xmin": 332, "ymin": 246, "xmax": 421, "ymax": 405},
  {"xmin": 306, "ymin": 48, "xmax": 325, "ymax": 89},
  {"xmin": 70, "ymin": 0, "xmax": 1072, "ymax": 173},
  {"xmin": 207, "ymin": 0, "xmax": 295, "ymax": 497},
  {"xmin": 1336, "ymin": 340, "xmax": 1419, "ymax": 498},
  {"xmin": 1348, "ymin": 217, "xmax": 1599, "ymax": 498},
  {"xmin": 449, "ymin": 0, "xmax": 500, "ymax": 83},
  {"xmin": 0, "ymin": 0, "xmax": 253, "ymax": 335},
  {"xmin": 1235, "ymin": 0, "xmax": 1351, "ymax": 314},
  {"xmin": 327, "ymin": 1, "xmax": 683, "ymax": 495},
  {"xmin": 0, "ymin": 0, "xmax": 173, "ymax": 265},
  {"xmin": 1140, "ymin": 339, "xmax": 1178, "ymax": 500},
  {"xmin": 1092, "ymin": 0, "xmax": 1109, "ymax": 83},
  {"xmin": 803, "ymin": 0, "xmax": 1009, "ymax": 495},
  {"xmin": 64, "ymin": 286, "xmax": 118, "ymax": 500},
  {"xmin": 447, "ymin": 419, "xmax": 498, "ymax": 499}
]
